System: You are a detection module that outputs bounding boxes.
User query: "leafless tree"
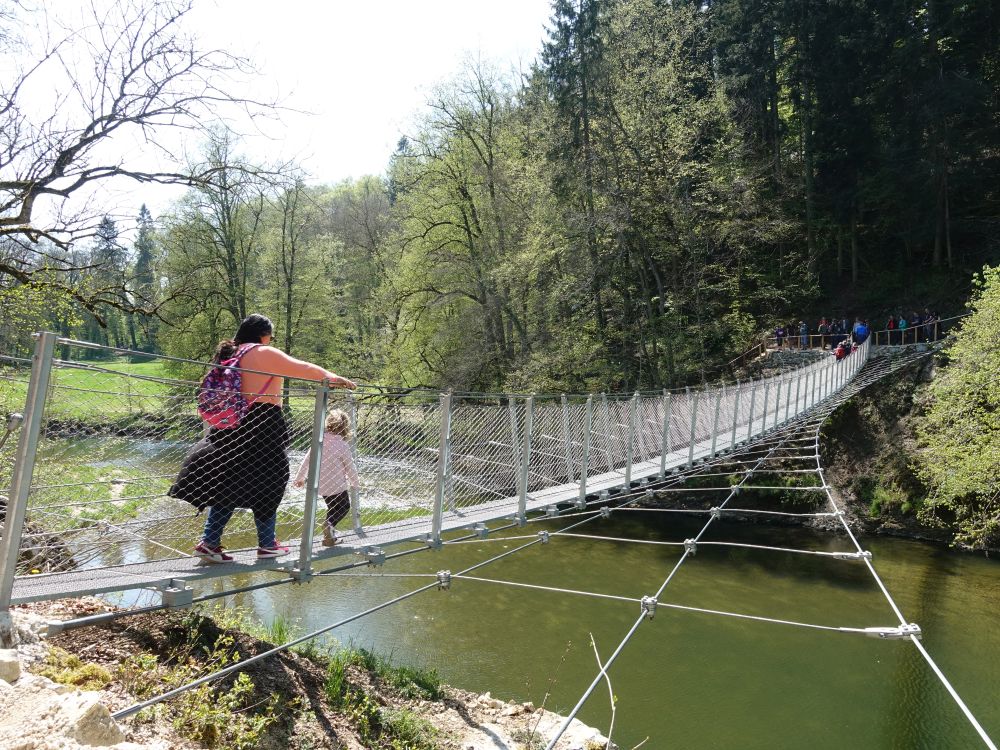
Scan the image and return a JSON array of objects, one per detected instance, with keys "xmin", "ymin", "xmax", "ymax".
[{"xmin": 0, "ymin": 0, "xmax": 276, "ymax": 312}]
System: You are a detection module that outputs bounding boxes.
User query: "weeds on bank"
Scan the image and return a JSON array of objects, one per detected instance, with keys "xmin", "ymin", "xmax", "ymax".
[
  {"xmin": 324, "ymin": 648, "xmax": 441, "ymax": 749},
  {"xmin": 116, "ymin": 613, "xmax": 280, "ymax": 750}
]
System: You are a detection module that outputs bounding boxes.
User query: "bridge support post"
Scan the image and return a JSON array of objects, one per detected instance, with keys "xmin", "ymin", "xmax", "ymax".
[
  {"xmin": 795, "ymin": 371, "xmax": 803, "ymax": 418},
  {"xmin": 745, "ymin": 380, "xmax": 757, "ymax": 443},
  {"xmin": 771, "ymin": 379, "xmax": 781, "ymax": 429},
  {"xmin": 600, "ymin": 393, "xmax": 613, "ymax": 473},
  {"xmin": 580, "ymin": 396, "xmax": 592, "ymax": 504},
  {"xmin": 626, "ymin": 392, "xmax": 638, "ymax": 486},
  {"xmin": 784, "ymin": 375, "xmax": 793, "ymax": 422},
  {"xmin": 0, "ymin": 331, "xmax": 56, "ymax": 647},
  {"xmin": 432, "ymin": 392, "xmax": 452, "ymax": 543},
  {"xmin": 687, "ymin": 388, "xmax": 699, "ymax": 468},
  {"xmin": 710, "ymin": 385, "xmax": 723, "ymax": 457},
  {"xmin": 348, "ymin": 393, "xmax": 362, "ymax": 532},
  {"xmin": 298, "ymin": 380, "xmax": 329, "ymax": 574},
  {"xmin": 517, "ymin": 396, "xmax": 534, "ymax": 524},
  {"xmin": 444, "ymin": 391, "xmax": 454, "ymax": 512},
  {"xmin": 760, "ymin": 382, "xmax": 770, "ymax": 434},
  {"xmin": 730, "ymin": 380, "xmax": 740, "ymax": 450},
  {"xmin": 660, "ymin": 389, "xmax": 672, "ymax": 476},
  {"xmin": 561, "ymin": 395, "xmax": 575, "ymax": 484}
]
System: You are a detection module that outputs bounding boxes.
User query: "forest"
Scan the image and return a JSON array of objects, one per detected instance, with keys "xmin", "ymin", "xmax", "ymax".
[{"xmin": 2, "ymin": 0, "xmax": 999, "ymax": 393}]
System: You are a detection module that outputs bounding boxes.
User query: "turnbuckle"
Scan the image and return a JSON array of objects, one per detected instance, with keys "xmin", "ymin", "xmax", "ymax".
[{"xmin": 864, "ymin": 623, "xmax": 921, "ymax": 640}]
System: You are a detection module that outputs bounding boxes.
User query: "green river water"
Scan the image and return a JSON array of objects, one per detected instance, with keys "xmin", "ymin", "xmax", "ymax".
[{"xmin": 197, "ymin": 511, "xmax": 999, "ymax": 749}]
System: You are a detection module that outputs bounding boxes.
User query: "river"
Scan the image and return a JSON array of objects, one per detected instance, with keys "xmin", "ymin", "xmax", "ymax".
[{"xmin": 181, "ymin": 510, "xmax": 1000, "ymax": 749}]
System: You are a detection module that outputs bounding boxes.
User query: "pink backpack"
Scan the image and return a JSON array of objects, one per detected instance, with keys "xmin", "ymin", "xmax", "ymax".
[{"xmin": 197, "ymin": 344, "xmax": 274, "ymax": 429}]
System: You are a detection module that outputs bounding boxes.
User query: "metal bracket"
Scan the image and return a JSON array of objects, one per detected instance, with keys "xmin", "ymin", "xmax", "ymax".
[
  {"xmin": 473, "ymin": 523, "xmax": 489, "ymax": 539},
  {"xmin": 538, "ymin": 530, "xmax": 550, "ymax": 544},
  {"xmin": 864, "ymin": 623, "xmax": 922, "ymax": 640},
  {"xmin": 545, "ymin": 505, "xmax": 559, "ymax": 518},
  {"xmin": 644, "ymin": 488, "xmax": 654, "ymax": 499},
  {"xmin": 424, "ymin": 534, "xmax": 442, "ymax": 550},
  {"xmin": 599, "ymin": 490, "xmax": 610, "ymax": 502},
  {"xmin": 709, "ymin": 507, "xmax": 722, "ymax": 520},
  {"xmin": 361, "ymin": 546, "xmax": 385, "ymax": 566},
  {"xmin": 285, "ymin": 567, "xmax": 314, "ymax": 583},
  {"xmin": 161, "ymin": 579, "xmax": 193, "ymax": 610},
  {"xmin": 512, "ymin": 513, "xmax": 527, "ymax": 527},
  {"xmin": 640, "ymin": 595, "xmax": 657, "ymax": 619},
  {"xmin": 574, "ymin": 497, "xmax": 587, "ymax": 510},
  {"xmin": 436, "ymin": 570, "xmax": 451, "ymax": 590},
  {"xmin": 600, "ymin": 505, "xmax": 611, "ymax": 519},
  {"xmin": 683, "ymin": 538, "xmax": 697, "ymax": 555}
]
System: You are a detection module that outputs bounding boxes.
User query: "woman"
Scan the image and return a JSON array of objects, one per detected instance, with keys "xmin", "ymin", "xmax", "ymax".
[{"xmin": 169, "ymin": 314, "xmax": 356, "ymax": 563}]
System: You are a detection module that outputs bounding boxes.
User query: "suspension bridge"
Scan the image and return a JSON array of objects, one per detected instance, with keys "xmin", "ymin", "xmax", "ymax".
[{"xmin": 0, "ymin": 325, "xmax": 994, "ymax": 749}]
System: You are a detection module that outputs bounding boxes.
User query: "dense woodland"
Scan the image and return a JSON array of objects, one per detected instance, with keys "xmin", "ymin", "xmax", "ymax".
[{"xmin": 2, "ymin": 0, "xmax": 999, "ymax": 393}]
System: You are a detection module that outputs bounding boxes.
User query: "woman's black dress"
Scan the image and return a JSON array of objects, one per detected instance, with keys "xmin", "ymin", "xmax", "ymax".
[{"xmin": 169, "ymin": 403, "xmax": 290, "ymax": 517}]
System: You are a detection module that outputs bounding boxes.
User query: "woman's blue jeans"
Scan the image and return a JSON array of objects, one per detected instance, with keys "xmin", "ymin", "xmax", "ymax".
[{"xmin": 202, "ymin": 505, "xmax": 276, "ymax": 548}]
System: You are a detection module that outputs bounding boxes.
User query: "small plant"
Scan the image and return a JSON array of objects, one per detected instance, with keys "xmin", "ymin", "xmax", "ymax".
[{"xmin": 381, "ymin": 707, "xmax": 438, "ymax": 749}]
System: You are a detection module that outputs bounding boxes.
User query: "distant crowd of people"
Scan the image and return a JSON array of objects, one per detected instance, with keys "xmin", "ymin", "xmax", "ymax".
[{"xmin": 773, "ymin": 309, "xmax": 942, "ymax": 351}]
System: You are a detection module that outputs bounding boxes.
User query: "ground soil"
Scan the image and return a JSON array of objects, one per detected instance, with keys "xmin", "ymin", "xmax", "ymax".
[{"xmin": 13, "ymin": 599, "xmax": 610, "ymax": 750}]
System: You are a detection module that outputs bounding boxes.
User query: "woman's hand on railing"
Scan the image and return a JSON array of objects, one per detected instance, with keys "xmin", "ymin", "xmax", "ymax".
[{"xmin": 325, "ymin": 373, "xmax": 356, "ymax": 390}]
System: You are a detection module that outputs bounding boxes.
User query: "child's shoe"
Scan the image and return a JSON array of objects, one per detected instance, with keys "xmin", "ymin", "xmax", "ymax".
[
  {"xmin": 257, "ymin": 542, "xmax": 290, "ymax": 559},
  {"xmin": 322, "ymin": 523, "xmax": 339, "ymax": 547},
  {"xmin": 194, "ymin": 541, "xmax": 234, "ymax": 564}
]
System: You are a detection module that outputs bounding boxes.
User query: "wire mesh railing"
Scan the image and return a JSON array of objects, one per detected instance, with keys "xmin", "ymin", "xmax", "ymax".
[{"xmin": 0, "ymin": 332, "xmax": 869, "ymax": 607}]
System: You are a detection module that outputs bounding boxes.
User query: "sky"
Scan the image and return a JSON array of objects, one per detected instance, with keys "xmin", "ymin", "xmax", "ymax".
[
  {"xmin": 187, "ymin": 0, "xmax": 553, "ymax": 186},
  {"xmin": 8, "ymin": 0, "xmax": 555, "ymax": 227}
]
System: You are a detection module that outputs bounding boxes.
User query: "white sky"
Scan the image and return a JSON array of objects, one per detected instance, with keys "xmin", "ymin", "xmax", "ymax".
[
  {"xmin": 185, "ymin": 0, "xmax": 552, "ymax": 191},
  {"xmin": 8, "ymin": 0, "xmax": 554, "ymax": 227}
]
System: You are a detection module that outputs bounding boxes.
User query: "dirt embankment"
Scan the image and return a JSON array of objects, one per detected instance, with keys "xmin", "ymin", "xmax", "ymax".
[
  {"xmin": 820, "ymin": 355, "xmax": 956, "ymax": 544},
  {"xmin": 3, "ymin": 600, "xmax": 613, "ymax": 750}
]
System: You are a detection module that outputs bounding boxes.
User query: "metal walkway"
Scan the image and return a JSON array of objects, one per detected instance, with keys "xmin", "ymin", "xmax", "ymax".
[{"xmin": 2, "ymin": 332, "xmax": 864, "ymax": 607}]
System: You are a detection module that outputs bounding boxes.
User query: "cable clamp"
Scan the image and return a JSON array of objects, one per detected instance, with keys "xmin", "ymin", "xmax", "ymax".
[
  {"xmin": 864, "ymin": 623, "xmax": 921, "ymax": 640},
  {"xmin": 361, "ymin": 546, "xmax": 385, "ymax": 566},
  {"xmin": 600, "ymin": 505, "xmax": 611, "ymax": 519},
  {"xmin": 709, "ymin": 507, "xmax": 722, "ymax": 520},
  {"xmin": 473, "ymin": 523, "xmax": 489, "ymax": 539},
  {"xmin": 731, "ymin": 486, "xmax": 741, "ymax": 495},
  {"xmin": 644, "ymin": 488, "xmax": 654, "ymax": 499},
  {"xmin": 683, "ymin": 538, "xmax": 697, "ymax": 555},
  {"xmin": 538, "ymin": 530, "xmax": 550, "ymax": 544},
  {"xmin": 545, "ymin": 505, "xmax": 559, "ymax": 518},
  {"xmin": 640, "ymin": 595, "xmax": 657, "ymax": 619},
  {"xmin": 436, "ymin": 570, "xmax": 451, "ymax": 590}
]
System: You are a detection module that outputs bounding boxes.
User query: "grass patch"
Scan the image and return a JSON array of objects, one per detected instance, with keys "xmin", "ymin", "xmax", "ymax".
[{"xmin": 36, "ymin": 646, "xmax": 113, "ymax": 690}]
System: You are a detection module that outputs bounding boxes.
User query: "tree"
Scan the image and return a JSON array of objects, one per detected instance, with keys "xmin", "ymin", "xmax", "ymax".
[
  {"xmin": 0, "ymin": 0, "xmax": 271, "ymax": 315},
  {"xmin": 916, "ymin": 265, "xmax": 1000, "ymax": 548},
  {"xmin": 132, "ymin": 204, "xmax": 159, "ymax": 350}
]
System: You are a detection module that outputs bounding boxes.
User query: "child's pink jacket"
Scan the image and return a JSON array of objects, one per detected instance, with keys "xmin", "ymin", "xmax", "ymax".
[{"xmin": 294, "ymin": 433, "xmax": 359, "ymax": 495}]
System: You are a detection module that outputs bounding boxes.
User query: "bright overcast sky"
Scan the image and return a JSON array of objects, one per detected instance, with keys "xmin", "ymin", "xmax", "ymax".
[{"xmin": 190, "ymin": 0, "xmax": 553, "ymax": 183}]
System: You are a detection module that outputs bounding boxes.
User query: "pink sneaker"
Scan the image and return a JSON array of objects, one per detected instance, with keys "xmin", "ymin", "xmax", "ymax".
[
  {"xmin": 257, "ymin": 542, "xmax": 290, "ymax": 559},
  {"xmin": 194, "ymin": 541, "xmax": 234, "ymax": 564}
]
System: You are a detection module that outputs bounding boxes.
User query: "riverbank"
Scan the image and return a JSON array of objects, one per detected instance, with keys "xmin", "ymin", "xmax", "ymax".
[{"xmin": 1, "ymin": 600, "xmax": 614, "ymax": 750}]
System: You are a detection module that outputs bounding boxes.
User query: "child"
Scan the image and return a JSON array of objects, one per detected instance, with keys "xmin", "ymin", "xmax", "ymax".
[{"xmin": 293, "ymin": 409, "xmax": 359, "ymax": 546}]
